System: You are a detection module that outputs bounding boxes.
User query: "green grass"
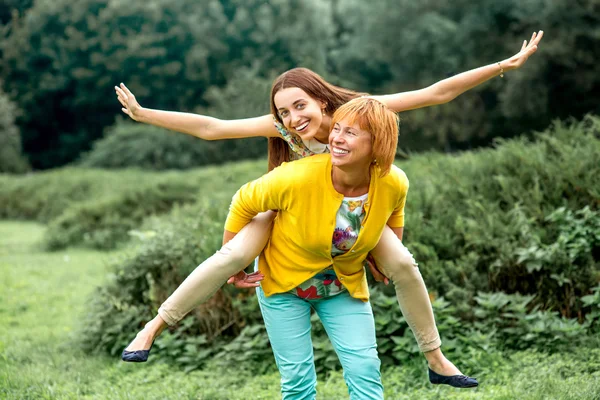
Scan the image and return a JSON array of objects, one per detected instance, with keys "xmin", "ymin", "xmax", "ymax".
[{"xmin": 1, "ymin": 221, "xmax": 599, "ymax": 399}]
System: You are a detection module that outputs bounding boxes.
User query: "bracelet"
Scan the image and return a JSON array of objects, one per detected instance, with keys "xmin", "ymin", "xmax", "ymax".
[{"xmin": 497, "ymin": 62, "xmax": 504, "ymax": 78}]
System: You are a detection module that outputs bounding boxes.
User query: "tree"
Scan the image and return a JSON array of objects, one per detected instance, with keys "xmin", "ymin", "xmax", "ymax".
[
  {"xmin": 0, "ymin": 0, "xmax": 34, "ymax": 25},
  {"xmin": 0, "ymin": 87, "xmax": 29, "ymax": 173},
  {"xmin": 0, "ymin": 0, "xmax": 334, "ymax": 169},
  {"xmin": 329, "ymin": 0, "xmax": 600, "ymax": 152},
  {"xmin": 0, "ymin": 0, "xmax": 233, "ymax": 168}
]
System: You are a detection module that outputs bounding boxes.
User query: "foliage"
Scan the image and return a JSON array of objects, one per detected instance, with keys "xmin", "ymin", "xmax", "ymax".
[
  {"xmin": 80, "ymin": 65, "xmax": 274, "ymax": 171},
  {"xmin": 400, "ymin": 115, "xmax": 600, "ymax": 319},
  {"xmin": 0, "ymin": 88, "xmax": 29, "ymax": 173},
  {"xmin": 1, "ymin": 0, "xmax": 599, "ymax": 168},
  {"xmin": 43, "ymin": 180, "xmax": 201, "ymax": 250},
  {"xmin": 581, "ymin": 284, "xmax": 600, "ymax": 333},
  {"xmin": 331, "ymin": 0, "xmax": 600, "ymax": 152},
  {"xmin": 197, "ymin": 64, "xmax": 274, "ymax": 120},
  {"xmin": 0, "ymin": 159, "xmax": 266, "ymax": 252},
  {"xmin": 74, "ymin": 158, "xmax": 264, "ymax": 353},
  {"xmin": 0, "ymin": 167, "xmax": 192, "ymax": 222},
  {"xmin": 0, "ymin": 0, "xmax": 331, "ymax": 169},
  {"xmin": 77, "ymin": 200, "xmax": 232, "ymax": 354},
  {"xmin": 80, "ymin": 118, "xmax": 267, "ymax": 170},
  {"xmin": 0, "ymin": 0, "xmax": 34, "ymax": 25}
]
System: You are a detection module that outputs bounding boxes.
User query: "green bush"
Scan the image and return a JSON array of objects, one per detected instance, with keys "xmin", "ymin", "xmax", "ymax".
[
  {"xmin": 43, "ymin": 180, "xmax": 201, "ymax": 250},
  {"xmin": 77, "ymin": 200, "xmax": 234, "ymax": 354},
  {"xmin": 80, "ymin": 119, "xmax": 267, "ymax": 170},
  {"xmin": 40, "ymin": 160, "xmax": 265, "ymax": 250},
  {"xmin": 0, "ymin": 89, "xmax": 29, "ymax": 174},
  {"xmin": 582, "ymin": 284, "xmax": 600, "ymax": 333},
  {"xmin": 400, "ymin": 114, "xmax": 600, "ymax": 319},
  {"xmin": 0, "ymin": 168, "xmax": 174, "ymax": 222},
  {"xmin": 0, "ymin": 160, "xmax": 267, "ymax": 252}
]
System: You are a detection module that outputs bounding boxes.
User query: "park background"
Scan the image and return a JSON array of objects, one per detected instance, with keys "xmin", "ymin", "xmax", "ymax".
[{"xmin": 1, "ymin": 0, "xmax": 599, "ymax": 399}]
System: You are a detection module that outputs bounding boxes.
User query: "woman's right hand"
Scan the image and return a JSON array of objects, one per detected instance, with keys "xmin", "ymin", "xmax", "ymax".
[{"xmin": 115, "ymin": 83, "xmax": 143, "ymax": 121}]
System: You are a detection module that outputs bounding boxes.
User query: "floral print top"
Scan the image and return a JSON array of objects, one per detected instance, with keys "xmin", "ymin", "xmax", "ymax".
[
  {"xmin": 273, "ymin": 120, "xmax": 329, "ymax": 159},
  {"xmin": 291, "ymin": 194, "xmax": 369, "ymax": 299}
]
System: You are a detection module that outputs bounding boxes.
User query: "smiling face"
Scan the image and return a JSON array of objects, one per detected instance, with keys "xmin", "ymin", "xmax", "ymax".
[
  {"xmin": 329, "ymin": 118, "xmax": 373, "ymax": 171},
  {"xmin": 273, "ymin": 87, "xmax": 326, "ymax": 141}
]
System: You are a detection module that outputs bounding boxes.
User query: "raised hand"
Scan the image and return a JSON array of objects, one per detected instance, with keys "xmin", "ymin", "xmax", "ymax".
[
  {"xmin": 504, "ymin": 30, "xmax": 544, "ymax": 71},
  {"xmin": 114, "ymin": 83, "xmax": 143, "ymax": 121},
  {"xmin": 226, "ymin": 270, "xmax": 265, "ymax": 289}
]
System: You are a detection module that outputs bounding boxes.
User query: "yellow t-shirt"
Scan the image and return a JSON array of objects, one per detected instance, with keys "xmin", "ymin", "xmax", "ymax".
[{"xmin": 225, "ymin": 154, "xmax": 408, "ymax": 301}]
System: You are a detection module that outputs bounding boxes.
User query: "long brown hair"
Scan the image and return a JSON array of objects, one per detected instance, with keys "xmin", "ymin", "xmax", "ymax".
[{"xmin": 267, "ymin": 68, "xmax": 366, "ymax": 171}]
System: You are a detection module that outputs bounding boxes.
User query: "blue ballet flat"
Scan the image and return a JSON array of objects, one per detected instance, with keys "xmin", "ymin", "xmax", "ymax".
[
  {"xmin": 121, "ymin": 340, "xmax": 154, "ymax": 363},
  {"xmin": 428, "ymin": 368, "xmax": 479, "ymax": 388}
]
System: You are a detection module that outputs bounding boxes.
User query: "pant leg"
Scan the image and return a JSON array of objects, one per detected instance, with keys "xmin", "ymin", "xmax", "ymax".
[
  {"xmin": 158, "ymin": 211, "xmax": 275, "ymax": 326},
  {"xmin": 256, "ymin": 287, "xmax": 317, "ymax": 400},
  {"xmin": 370, "ymin": 226, "xmax": 441, "ymax": 352},
  {"xmin": 313, "ymin": 292, "xmax": 384, "ymax": 400}
]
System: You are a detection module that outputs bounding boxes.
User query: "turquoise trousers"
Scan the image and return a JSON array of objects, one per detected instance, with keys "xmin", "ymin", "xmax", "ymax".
[{"xmin": 256, "ymin": 287, "xmax": 384, "ymax": 400}]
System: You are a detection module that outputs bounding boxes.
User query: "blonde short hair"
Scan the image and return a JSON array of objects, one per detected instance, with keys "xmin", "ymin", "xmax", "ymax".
[{"xmin": 331, "ymin": 97, "xmax": 399, "ymax": 176}]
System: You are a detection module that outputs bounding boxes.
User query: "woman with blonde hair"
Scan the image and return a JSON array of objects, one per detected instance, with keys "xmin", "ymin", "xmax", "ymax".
[
  {"xmin": 225, "ymin": 97, "xmax": 416, "ymax": 398},
  {"xmin": 119, "ymin": 31, "xmax": 543, "ymax": 388}
]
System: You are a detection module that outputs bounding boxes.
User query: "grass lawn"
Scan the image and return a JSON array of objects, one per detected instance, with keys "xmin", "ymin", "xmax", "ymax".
[{"xmin": 1, "ymin": 221, "xmax": 599, "ymax": 399}]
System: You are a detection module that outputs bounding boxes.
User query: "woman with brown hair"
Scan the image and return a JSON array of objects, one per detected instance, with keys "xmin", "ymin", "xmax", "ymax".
[{"xmin": 118, "ymin": 31, "xmax": 543, "ymax": 387}]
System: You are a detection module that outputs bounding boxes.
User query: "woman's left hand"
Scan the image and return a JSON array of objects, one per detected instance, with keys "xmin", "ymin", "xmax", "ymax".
[
  {"xmin": 504, "ymin": 30, "xmax": 544, "ymax": 71},
  {"xmin": 366, "ymin": 254, "xmax": 389, "ymax": 285},
  {"xmin": 226, "ymin": 270, "xmax": 265, "ymax": 289}
]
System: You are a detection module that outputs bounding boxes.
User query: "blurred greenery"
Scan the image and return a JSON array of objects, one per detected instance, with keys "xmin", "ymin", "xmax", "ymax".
[
  {"xmin": 79, "ymin": 118, "xmax": 267, "ymax": 170},
  {"xmin": 0, "ymin": 0, "xmax": 598, "ymax": 169},
  {"xmin": 0, "ymin": 86, "xmax": 29, "ymax": 173}
]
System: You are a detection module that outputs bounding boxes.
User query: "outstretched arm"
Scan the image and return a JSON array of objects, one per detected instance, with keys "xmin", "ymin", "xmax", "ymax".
[
  {"xmin": 114, "ymin": 83, "xmax": 280, "ymax": 140},
  {"xmin": 373, "ymin": 30, "xmax": 544, "ymax": 112}
]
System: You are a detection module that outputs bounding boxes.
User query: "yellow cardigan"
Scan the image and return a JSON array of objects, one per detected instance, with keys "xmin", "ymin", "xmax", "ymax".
[{"xmin": 225, "ymin": 154, "xmax": 409, "ymax": 301}]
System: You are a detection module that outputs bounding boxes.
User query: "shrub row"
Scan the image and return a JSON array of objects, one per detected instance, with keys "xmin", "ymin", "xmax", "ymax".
[
  {"xmin": 398, "ymin": 114, "xmax": 600, "ymax": 319},
  {"xmin": 0, "ymin": 90, "xmax": 30, "ymax": 174},
  {"xmin": 77, "ymin": 199, "xmax": 233, "ymax": 355},
  {"xmin": 43, "ymin": 180, "xmax": 201, "ymax": 250},
  {"xmin": 0, "ymin": 160, "xmax": 268, "ymax": 249},
  {"xmin": 0, "ymin": 168, "xmax": 171, "ymax": 222}
]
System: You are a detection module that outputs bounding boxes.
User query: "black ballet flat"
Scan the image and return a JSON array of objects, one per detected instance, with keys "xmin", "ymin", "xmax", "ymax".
[
  {"xmin": 428, "ymin": 368, "xmax": 479, "ymax": 388},
  {"xmin": 121, "ymin": 340, "xmax": 154, "ymax": 363}
]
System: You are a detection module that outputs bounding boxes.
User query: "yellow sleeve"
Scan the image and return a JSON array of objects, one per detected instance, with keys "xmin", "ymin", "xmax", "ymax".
[
  {"xmin": 386, "ymin": 169, "xmax": 409, "ymax": 228},
  {"xmin": 224, "ymin": 164, "xmax": 291, "ymax": 233}
]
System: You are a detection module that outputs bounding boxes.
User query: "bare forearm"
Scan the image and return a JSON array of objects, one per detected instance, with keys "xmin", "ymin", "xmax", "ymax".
[
  {"xmin": 377, "ymin": 31, "xmax": 542, "ymax": 112},
  {"xmin": 429, "ymin": 60, "xmax": 510, "ymax": 103},
  {"xmin": 378, "ymin": 61, "xmax": 505, "ymax": 112},
  {"xmin": 116, "ymin": 83, "xmax": 280, "ymax": 139},
  {"xmin": 135, "ymin": 107, "xmax": 221, "ymax": 140}
]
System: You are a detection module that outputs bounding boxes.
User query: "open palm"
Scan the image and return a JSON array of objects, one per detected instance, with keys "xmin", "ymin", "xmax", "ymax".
[
  {"xmin": 507, "ymin": 30, "xmax": 544, "ymax": 70},
  {"xmin": 114, "ymin": 83, "xmax": 142, "ymax": 121}
]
